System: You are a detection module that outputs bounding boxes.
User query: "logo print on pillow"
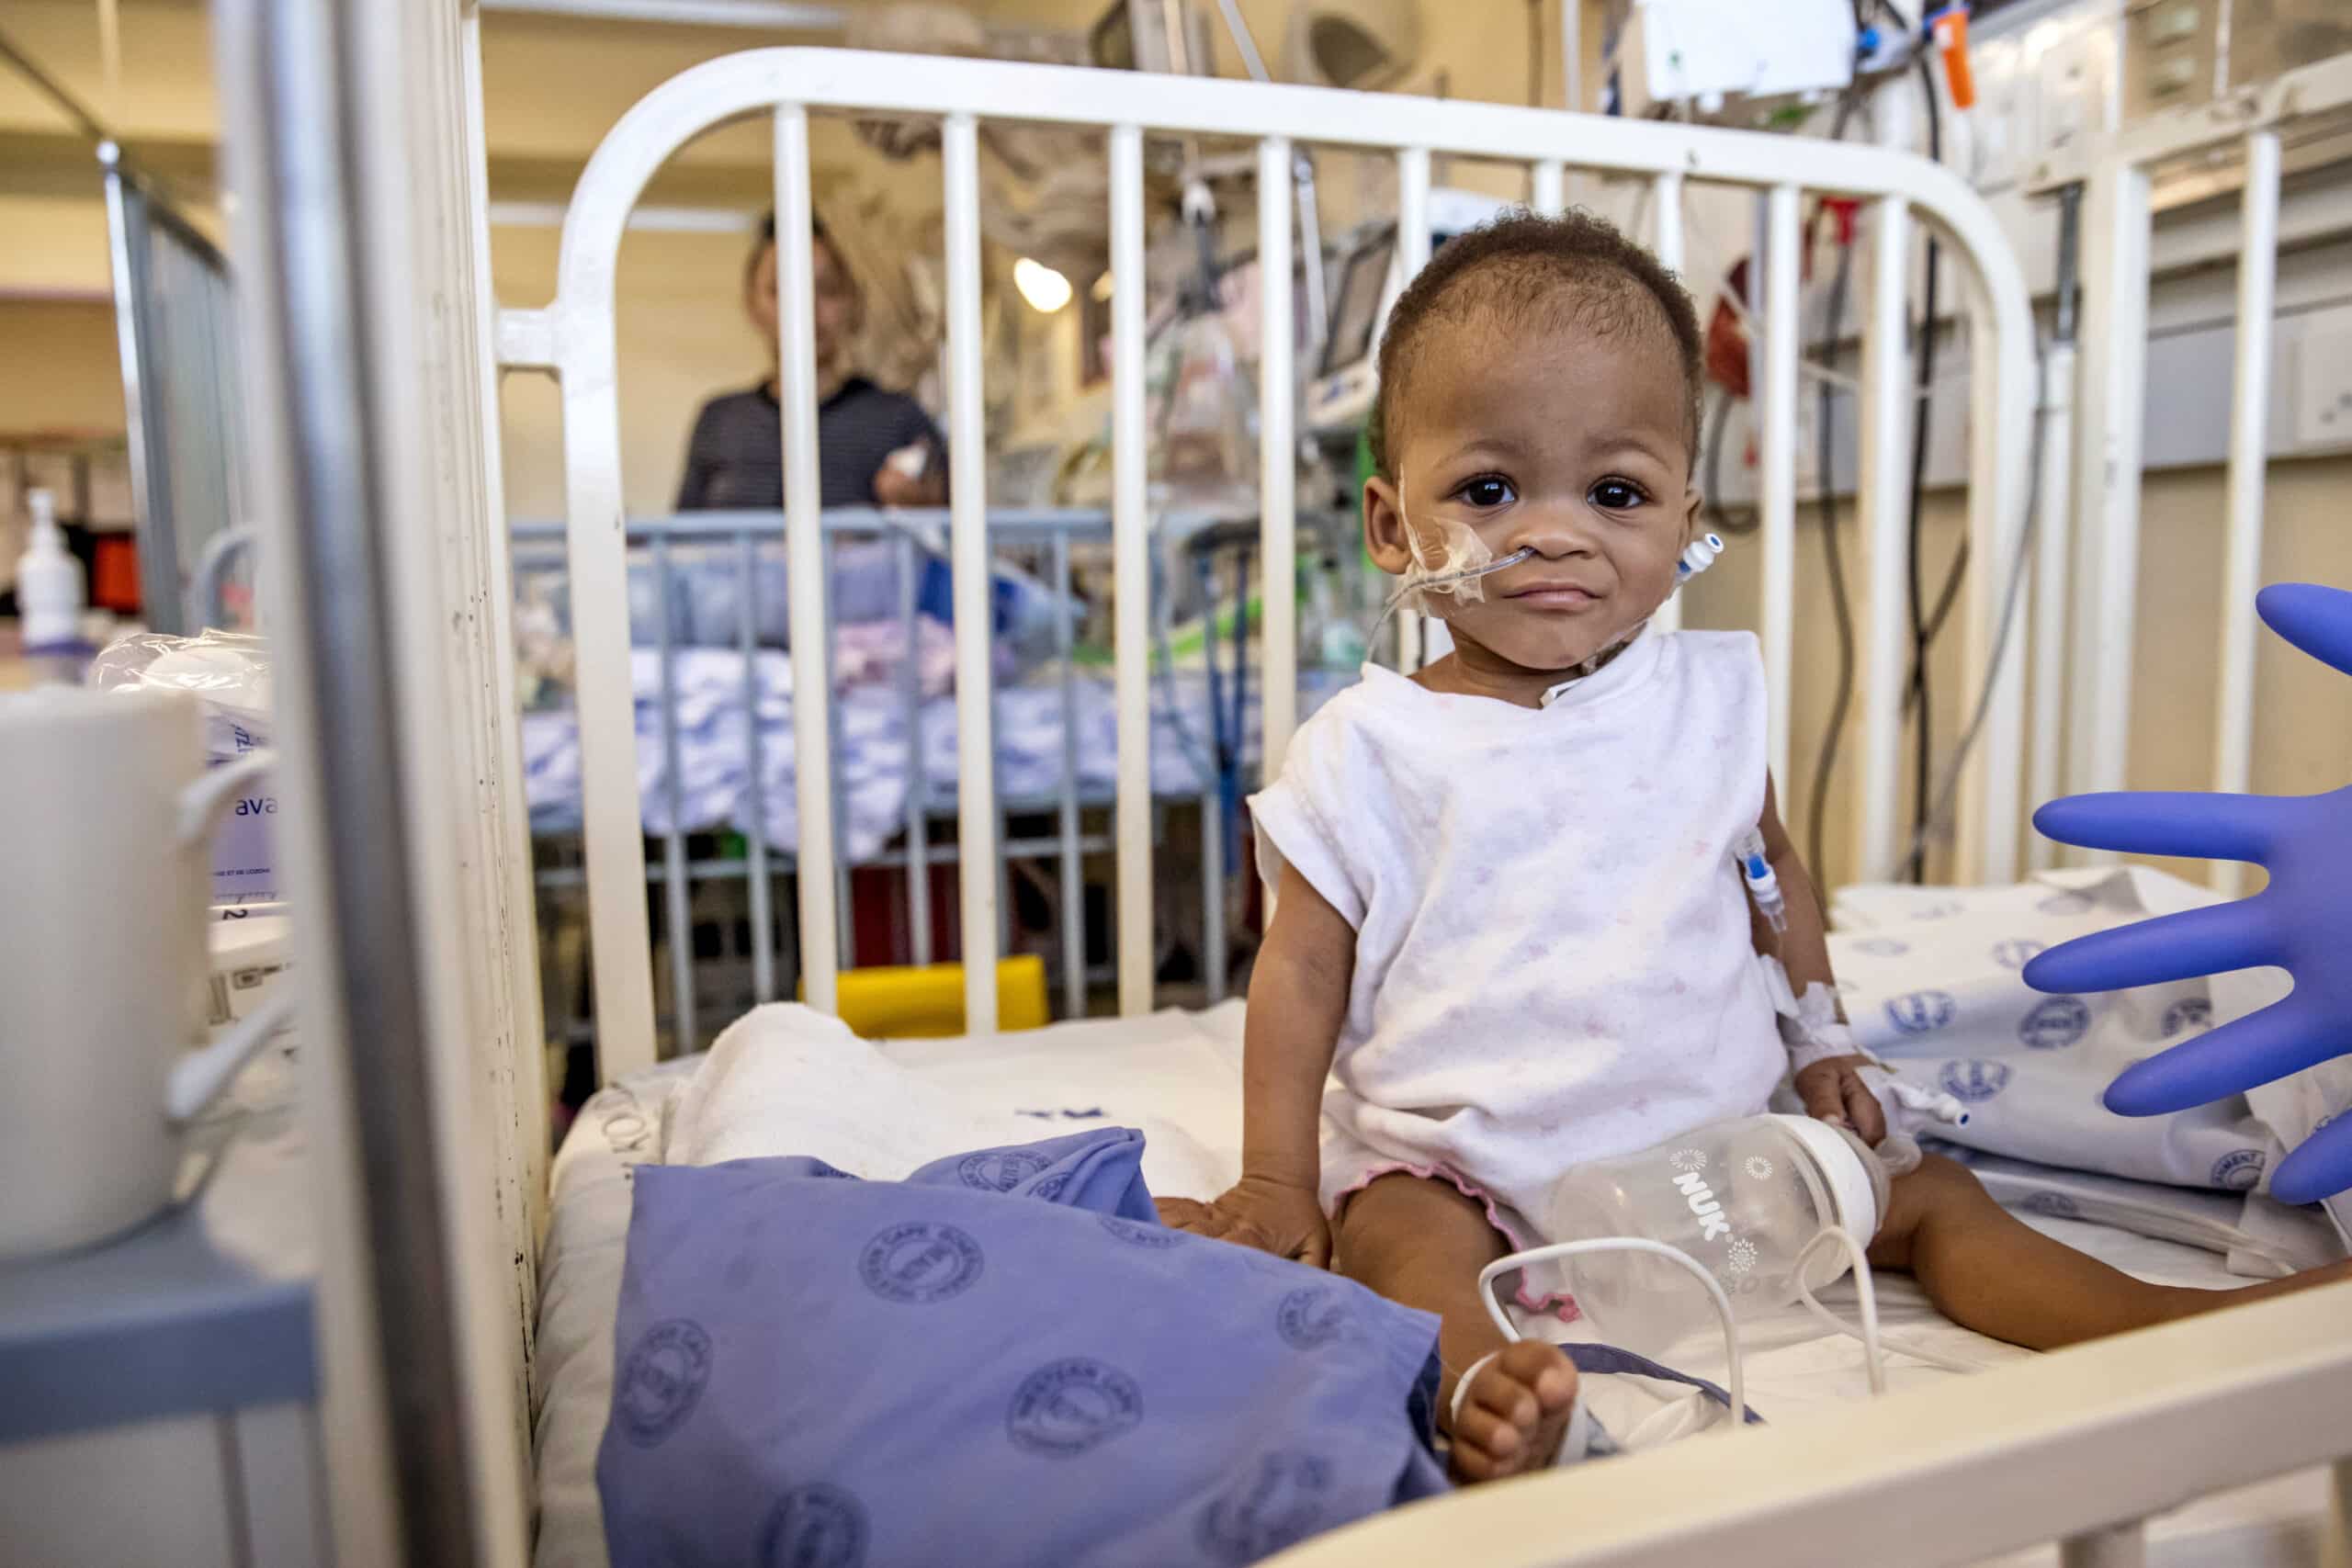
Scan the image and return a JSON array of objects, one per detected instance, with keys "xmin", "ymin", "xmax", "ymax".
[
  {"xmin": 1197, "ymin": 1450, "xmax": 1336, "ymax": 1564},
  {"xmin": 763, "ymin": 1483, "xmax": 868, "ymax": 1568},
  {"xmin": 2018, "ymin": 997, "xmax": 2092, "ymax": 1050},
  {"xmin": 615, "ymin": 1319, "xmax": 712, "ymax": 1447},
  {"xmin": 957, "ymin": 1149, "xmax": 1051, "ymax": 1192},
  {"xmin": 1939, "ymin": 1058, "xmax": 2014, "ymax": 1104},
  {"xmin": 1006, "ymin": 1359, "xmax": 1144, "ymax": 1457},
  {"xmin": 859, "ymin": 1222, "xmax": 984, "ymax": 1304},
  {"xmin": 1885, "ymin": 991, "xmax": 1958, "ymax": 1034}
]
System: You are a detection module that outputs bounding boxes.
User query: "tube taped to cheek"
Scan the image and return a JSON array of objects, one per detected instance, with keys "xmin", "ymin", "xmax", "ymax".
[{"xmin": 1393, "ymin": 513, "xmax": 1498, "ymax": 615}]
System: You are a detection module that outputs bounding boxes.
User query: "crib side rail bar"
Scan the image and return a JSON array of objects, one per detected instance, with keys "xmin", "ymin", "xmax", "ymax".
[
  {"xmin": 1266, "ymin": 1280, "xmax": 2352, "ymax": 1568},
  {"xmin": 503, "ymin": 47, "xmax": 2037, "ymax": 1076}
]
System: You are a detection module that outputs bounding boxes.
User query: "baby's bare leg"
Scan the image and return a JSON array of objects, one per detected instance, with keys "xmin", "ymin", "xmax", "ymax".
[
  {"xmin": 1334, "ymin": 1171, "xmax": 1578, "ymax": 1482},
  {"xmin": 1868, "ymin": 1154, "xmax": 2352, "ymax": 1350}
]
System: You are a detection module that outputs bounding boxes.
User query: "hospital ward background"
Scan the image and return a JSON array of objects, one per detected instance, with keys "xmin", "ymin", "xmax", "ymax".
[{"xmin": 6, "ymin": 0, "xmax": 2352, "ymax": 1563}]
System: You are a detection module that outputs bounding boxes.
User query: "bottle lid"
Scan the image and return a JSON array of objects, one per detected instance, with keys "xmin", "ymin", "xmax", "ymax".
[{"xmin": 1771, "ymin": 1113, "xmax": 1884, "ymax": 1242}]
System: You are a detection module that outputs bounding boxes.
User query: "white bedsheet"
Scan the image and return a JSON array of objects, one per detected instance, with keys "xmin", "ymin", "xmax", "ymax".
[{"xmin": 532, "ymin": 1000, "xmax": 2334, "ymax": 1568}]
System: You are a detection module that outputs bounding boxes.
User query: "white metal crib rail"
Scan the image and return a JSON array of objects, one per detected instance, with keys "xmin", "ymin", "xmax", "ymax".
[
  {"xmin": 1267, "ymin": 1281, "xmax": 2352, "ymax": 1568},
  {"xmin": 497, "ymin": 49, "xmax": 2039, "ymax": 1084}
]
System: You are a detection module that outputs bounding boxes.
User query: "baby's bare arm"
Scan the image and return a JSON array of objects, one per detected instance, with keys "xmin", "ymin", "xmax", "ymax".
[
  {"xmin": 1157, "ymin": 862, "xmax": 1354, "ymax": 1261},
  {"xmin": 1755, "ymin": 775, "xmax": 1887, "ymax": 1141},
  {"xmin": 1755, "ymin": 775, "xmax": 1837, "ymax": 1002},
  {"xmin": 1240, "ymin": 863, "xmax": 1354, "ymax": 1186}
]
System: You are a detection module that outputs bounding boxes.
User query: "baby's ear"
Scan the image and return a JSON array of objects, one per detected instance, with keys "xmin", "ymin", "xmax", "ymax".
[
  {"xmin": 1362, "ymin": 475, "xmax": 1416, "ymax": 576},
  {"xmin": 1679, "ymin": 486, "xmax": 1704, "ymax": 547}
]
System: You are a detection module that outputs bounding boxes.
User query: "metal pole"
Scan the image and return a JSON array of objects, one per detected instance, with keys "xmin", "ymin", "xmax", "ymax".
[
  {"xmin": 211, "ymin": 0, "xmax": 482, "ymax": 1559},
  {"xmin": 99, "ymin": 152, "xmax": 187, "ymax": 635},
  {"xmin": 1111, "ymin": 121, "xmax": 1154, "ymax": 1017},
  {"xmin": 1758, "ymin": 184, "xmax": 1801, "ymax": 787},
  {"xmin": 2026, "ymin": 185, "xmax": 2082, "ymax": 876},
  {"xmin": 944, "ymin": 112, "xmax": 1000, "ymax": 1032},
  {"xmin": 1259, "ymin": 135, "xmax": 1299, "ymax": 791},
  {"xmin": 1054, "ymin": 530, "xmax": 1084, "ymax": 1019},
  {"xmin": 1394, "ymin": 146, "xmax": 1431, "ymax": 673},
  {"xmin": 739, "ymin": 527, "xmax": 775, "ymax": 1000},
  {"xmin": 897, "ymin": 533, "xmax": 932, "ymax": 967},
  {"xmin": 653, "ymin": 529, "xmax": 695, "ymax": 1047},
  {"xmin": 2067, "ymin": 160, "xmax": 2153, "ymax": 829},
  {"xmin": 1857, "ymin": 197, "xmax": 1913, "ymax": 882},
  {"xmin": 1532, "ymin": 159, "xmax": 1566, "ymax": 216},
  {"xmin": 775, "ymin": 103, "xmax": 841, "ymax": 1008},
  {"xmin": 2211, "ymin": 131, "xmax": 2281, "ymax": 898}
]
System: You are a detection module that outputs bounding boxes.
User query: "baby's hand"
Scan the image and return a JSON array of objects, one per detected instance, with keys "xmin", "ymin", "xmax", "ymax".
[
  {"xmin": 1157, "ymin": 1175, "xmax": 1331, "ymax": 1268},
  {"xmin": 1794, "ymin": 1054, "xmax": 1890, "ymax": 1145}
]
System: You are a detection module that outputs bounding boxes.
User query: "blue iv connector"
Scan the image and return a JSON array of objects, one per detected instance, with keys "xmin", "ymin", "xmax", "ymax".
[{"xmin": 1736, "ymin": 828, "xmax": 1787, "ymax": 933}]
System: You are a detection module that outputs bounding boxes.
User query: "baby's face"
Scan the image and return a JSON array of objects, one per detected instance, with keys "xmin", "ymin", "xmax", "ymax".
[{"xmin": 1365, "ymin": 314, "xmax": 1698, "ymax": 674}]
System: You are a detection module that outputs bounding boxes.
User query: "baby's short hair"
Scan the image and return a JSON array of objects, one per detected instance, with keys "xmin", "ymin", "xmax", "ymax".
[{"xmin": 1367, "ymin": 209, "xmax": 1703, "ymax": 478}]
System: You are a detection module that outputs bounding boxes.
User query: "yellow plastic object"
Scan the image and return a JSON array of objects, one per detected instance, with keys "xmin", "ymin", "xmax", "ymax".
[{"xmin": 802, "ymin": 955, "xmax": 1051, "ymax": 1038}]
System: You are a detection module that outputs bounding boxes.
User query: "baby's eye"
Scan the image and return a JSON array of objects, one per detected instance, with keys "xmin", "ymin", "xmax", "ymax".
[
  {"xmin": 1589, "ymin": 479, "xmax": 1648, "ymax": 511},
  {"xmin": 1454, "ymin": 476, "xmax": 1516, "ymax": 509}
]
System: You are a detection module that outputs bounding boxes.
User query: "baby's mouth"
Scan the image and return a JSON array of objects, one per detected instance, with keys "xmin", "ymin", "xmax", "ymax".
[{"xmin": 1505, "ymin": 581, "xmax": 1602, "ymax": 609}]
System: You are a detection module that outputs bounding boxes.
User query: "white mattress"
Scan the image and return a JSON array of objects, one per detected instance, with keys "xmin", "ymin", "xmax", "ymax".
[{"xmin": 532, "ymin": 1002, "xmax": 2334, "ymax": 1568}]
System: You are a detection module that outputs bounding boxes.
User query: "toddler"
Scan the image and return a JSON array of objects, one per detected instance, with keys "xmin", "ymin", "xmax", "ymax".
[{"xmin": 1160, "ymin": 211, "xmax": 2349, "ymax": 1482}]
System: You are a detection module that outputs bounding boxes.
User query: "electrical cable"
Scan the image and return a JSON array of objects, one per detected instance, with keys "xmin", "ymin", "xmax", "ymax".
[
  {"xmin": 1883, "ymin": 332, "xmax": 2048, "ymax": 880},
  {"xmin": 1477, "ymin": 1237, "xmax": 1747, "ymax": 1436},
  {"xmin": 1899, "ymin": 7, "xmax": 1945, "ymax": 882}
]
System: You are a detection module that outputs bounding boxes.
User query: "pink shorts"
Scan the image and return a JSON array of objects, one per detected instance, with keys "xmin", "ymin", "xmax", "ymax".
[{"xmin": 1329, "ymin": 1158, "xmax": 1581, "ymax": 1323}]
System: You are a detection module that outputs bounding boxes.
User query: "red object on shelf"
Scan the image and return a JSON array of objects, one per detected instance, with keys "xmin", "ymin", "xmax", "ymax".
[{"xmin": 89, "ymin": 535, "xmax": 141, "ymax": 615}]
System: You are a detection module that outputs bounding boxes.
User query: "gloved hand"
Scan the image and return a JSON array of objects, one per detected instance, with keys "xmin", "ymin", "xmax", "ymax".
[{"xmin": 2025, "ymin": 582, "xmax": 2352, "ymax": 1204}]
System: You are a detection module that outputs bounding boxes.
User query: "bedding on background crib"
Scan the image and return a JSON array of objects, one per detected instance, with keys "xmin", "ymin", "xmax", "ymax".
[{"xmin": 516, "ymin": 646, "xmax": 1352, "ymax": 859}]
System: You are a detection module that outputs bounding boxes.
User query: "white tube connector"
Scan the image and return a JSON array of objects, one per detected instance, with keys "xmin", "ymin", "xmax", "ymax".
[{"xmin": 1677, "ymin": 531, "xmax": 1724, "ymax": 584}]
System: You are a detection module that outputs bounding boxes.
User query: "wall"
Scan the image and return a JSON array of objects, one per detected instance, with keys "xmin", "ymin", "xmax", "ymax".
[
  {"xmin": 494, "ymin": 226, "xmax": 766, "ymax": 522},
  {"xmin": 0, "ymin": 300, "xmax": 125, "ymax": 434}
]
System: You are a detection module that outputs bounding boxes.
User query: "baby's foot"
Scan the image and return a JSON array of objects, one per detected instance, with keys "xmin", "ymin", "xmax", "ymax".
[{"xmin": 1447, "ymin": 1340, "xmax": 1579, "ymax": 1483}]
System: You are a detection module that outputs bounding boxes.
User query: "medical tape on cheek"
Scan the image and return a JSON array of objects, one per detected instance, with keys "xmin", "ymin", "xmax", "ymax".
[
  {"xmin": 1383, "ymin": 491, "xmax": 1514, "ymax": 620},
  {"xmin": 1390, "ymin": 501, "xmax": 1499, "ymax": 615}
]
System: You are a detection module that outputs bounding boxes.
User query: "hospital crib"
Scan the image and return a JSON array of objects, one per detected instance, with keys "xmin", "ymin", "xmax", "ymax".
[
  {"xmin": 205, "ymin": 6, "xmax": 2352, "ymax": 1566},
  {"xmin": 513, "ymin": 504, "xmax": 1357, "ymax": 1052}
]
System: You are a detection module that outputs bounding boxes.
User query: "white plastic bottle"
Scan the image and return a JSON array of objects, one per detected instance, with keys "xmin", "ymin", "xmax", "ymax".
[
  {"xmin": 16, "ymin": 490, "xmax": 86, "ymax": 653},
  {"xmin": 1541, "ymin": 1113, "xmax": 1889, "ymax": 1356}
]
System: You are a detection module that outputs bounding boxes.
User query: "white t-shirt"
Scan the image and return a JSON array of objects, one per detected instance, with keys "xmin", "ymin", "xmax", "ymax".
[{"xmin": 1249, "ymin": 630, "xmax": 1788, "ymax": 1225}]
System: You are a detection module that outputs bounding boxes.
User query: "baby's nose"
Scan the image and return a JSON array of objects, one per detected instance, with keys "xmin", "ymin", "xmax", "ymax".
[{"xmin": 1510, "ymin": 504, "xmax": 1600, "ymax": 558}]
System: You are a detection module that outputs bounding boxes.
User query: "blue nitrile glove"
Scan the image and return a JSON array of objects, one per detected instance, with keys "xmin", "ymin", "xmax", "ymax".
[{"xmin": 2025, "ymin": 583, "xmax": 2352, "ymax": 1204}]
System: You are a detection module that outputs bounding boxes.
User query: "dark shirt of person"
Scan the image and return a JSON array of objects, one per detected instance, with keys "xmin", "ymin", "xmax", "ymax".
[{"xmin": 674, "ymin": 377, "xmax": 944, "ymax": 511}]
